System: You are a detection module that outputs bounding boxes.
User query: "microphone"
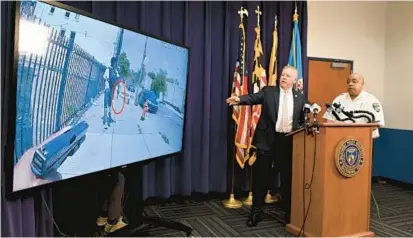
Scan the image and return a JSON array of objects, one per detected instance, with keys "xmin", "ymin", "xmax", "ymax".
[
  {"xmin": 336, "ymin": 103, "xmax": 355, "ymax": 120},
  {"xmin": 325, "ymin": 103, "xmax": 334, "ymax": 113},
  {"xmin": 303, "ymin": 103, "xmax": 312, "ymax": 119},
  {"xmin": 303, "ymin": 103, "xmax": 312, "ymax": 113},
  {"xmin": 329, "ymin": 102, "xmax": 356, "ymax": 123},
  {"xmin": 311, "ymin": 103, "xmax": 321, "ymax": 133},
  {"xmin": 311, "ymin": 103, "xmax": 321, "ymax": 114},
  {"xmin": 333, "ymin": 102, "xmax": 342, "ymax": 113},
  {"xmin": 303, "ymin": 103, "xmax": 312, "ymax": 133},
  {"xmin": 303, "ymin": 103, "xmax": 312, "ymax": 121},
  {"xmin": 325, "ymin": 102, "xmax": 343, "ymax": 122}
]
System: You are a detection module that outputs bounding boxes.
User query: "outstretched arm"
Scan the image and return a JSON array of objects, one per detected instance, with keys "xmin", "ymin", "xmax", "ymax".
[
  {"xmin": 226, "ymin": 86, "xmax": 268, "ymax": 106},
  {"xmin": 238, "ymin": 89, "xmax": 265, "ymax": 105}
]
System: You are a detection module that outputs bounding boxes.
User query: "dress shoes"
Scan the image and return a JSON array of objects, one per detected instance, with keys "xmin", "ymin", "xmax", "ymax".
[{"xmin": 246, "ymin": 211, "xmax": 264, "ymax": 227}]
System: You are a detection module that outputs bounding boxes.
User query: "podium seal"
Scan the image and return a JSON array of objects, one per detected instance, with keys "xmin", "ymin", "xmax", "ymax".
[{"xmin": 335, "ymin": 137, "xmax": 364, "ymax": 178}]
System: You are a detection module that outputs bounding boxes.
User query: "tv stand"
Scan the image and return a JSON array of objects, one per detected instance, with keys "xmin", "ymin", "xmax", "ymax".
[{"xmin": 102, "ymin": 164, "xmax": 193, "ymax": 237}]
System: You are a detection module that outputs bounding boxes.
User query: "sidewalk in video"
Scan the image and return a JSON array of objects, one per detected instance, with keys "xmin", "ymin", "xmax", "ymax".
[{"xmin": 57, "ymin": 90, "xmax": 182, "ymax": 179}]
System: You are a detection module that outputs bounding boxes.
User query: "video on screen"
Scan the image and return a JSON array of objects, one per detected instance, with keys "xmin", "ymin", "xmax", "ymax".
[{"xmin": 12, "ymin": 1, "xmax": 189, "ymax": 192}]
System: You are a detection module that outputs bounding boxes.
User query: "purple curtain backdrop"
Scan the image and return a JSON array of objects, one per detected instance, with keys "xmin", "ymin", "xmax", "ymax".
[{"xmin": 1, "ymin": 1, "xmax": 307, "ymax": 236}]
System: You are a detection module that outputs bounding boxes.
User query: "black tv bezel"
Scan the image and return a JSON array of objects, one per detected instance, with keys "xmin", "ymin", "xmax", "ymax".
[{"xmin": 4, "ymin": 0, "xmax": 191, "ymax": 199}]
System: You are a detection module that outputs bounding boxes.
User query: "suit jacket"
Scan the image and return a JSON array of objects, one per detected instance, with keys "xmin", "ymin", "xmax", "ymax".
[{"xmin": 238, "ymin": 86, "xmax": 306, "ymax": 151}]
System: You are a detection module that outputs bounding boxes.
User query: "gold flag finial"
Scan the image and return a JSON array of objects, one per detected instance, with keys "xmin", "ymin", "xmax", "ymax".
[
  {"xmin": 255, "ymin": 5, "xmax": 262, "ymax": 27},
  {"xmin": 293, "ymin": 4, "xmax": 299, "ymax": 22},
  {"xmin": 238, "ymin": 6, "xmax": 248, "ymax": 23}
]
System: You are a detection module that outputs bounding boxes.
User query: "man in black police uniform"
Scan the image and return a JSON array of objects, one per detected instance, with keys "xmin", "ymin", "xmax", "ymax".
[{"xmin": 226, "ymin": 65, "xmax": 306, "ymax": 226}]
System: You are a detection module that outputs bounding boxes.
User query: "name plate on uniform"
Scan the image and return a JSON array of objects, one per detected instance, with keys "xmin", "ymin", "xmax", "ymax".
[{"xmin": 335, "ymin": 137, "xmax": 365, "ymax": 178}]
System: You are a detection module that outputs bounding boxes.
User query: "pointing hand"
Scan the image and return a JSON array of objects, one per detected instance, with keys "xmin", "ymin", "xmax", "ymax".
[{"xmin": 226, "ymin": 96, "xmax": 240, "ymax": 106}]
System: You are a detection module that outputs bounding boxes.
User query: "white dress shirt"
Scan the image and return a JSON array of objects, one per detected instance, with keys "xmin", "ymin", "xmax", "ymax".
[
  {"xmin": 322, "ymin": 90, "xmax": 385, "ymax": 138},
  {"xmin": 275, "ymin": 88, "xmax": 294, "ymax": 133}
]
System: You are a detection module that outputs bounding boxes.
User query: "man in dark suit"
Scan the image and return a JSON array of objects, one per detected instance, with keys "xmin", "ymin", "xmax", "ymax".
[{"xmin": 226, "ymin": 66, "xmax": 306, "ymax": 226}]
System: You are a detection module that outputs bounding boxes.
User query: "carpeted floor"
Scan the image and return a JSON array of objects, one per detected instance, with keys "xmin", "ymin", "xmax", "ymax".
[{"xmin": 139, "ymin": 182, "xmax": 413, "ymax": 237}]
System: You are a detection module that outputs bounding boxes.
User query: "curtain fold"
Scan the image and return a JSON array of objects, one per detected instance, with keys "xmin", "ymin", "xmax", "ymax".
[{"xmin": 1, "ymin": 1, "xmax": 307, "ymax": 236}]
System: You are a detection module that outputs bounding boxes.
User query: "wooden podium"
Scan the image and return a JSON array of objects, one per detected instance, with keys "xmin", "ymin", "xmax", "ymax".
[{"xmin": 285, "ymin": 122, "xmax": 378, "ymax": 237}]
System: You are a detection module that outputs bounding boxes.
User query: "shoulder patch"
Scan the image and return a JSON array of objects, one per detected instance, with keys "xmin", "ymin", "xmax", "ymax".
[{"xmin": 372, "ymin": 102, "xmax": 380, "ymax": 112}]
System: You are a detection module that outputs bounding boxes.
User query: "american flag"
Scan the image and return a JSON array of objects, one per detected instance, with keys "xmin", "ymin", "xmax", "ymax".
[
  {"xmin": 248, "ymin": 24, "xmax": 267, "ymax": 166},
  {"xmin": 231, "ymin": 20, "xmax": 251, "ymax": 169}
]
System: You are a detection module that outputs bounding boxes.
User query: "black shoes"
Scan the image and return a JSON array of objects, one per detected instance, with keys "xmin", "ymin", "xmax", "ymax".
[
  {"xmin": 246, "ymin": 210, "xmax": 290, "ymax": 227},
  {"xmin": 246, "ymin": 210, "xmax": 264, "ymax": 227}
]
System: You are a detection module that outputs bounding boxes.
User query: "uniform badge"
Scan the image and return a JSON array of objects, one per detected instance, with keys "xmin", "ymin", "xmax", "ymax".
[
  {"xmin": 372, "ymin": 102, "xmax": 380, "ymax": 112},
  {"xmin": 335, "ymin": 137, "xmax": 364, "ymax": 178}
]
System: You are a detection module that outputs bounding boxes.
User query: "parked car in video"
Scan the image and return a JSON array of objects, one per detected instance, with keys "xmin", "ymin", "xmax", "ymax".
[{"xmin": 136, "ymin": 89, "xmax": 159, "ymax": 114}]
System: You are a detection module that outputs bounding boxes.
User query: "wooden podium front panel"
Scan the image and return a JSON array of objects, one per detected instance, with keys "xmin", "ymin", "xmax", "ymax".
[
  {"xmin": 322, "ymin": 127, "xmax": 373, "ymax": 236},
  {"xmin": 288, "ymin": 127, "xmax": 373, "ymax": 237},
  {"xmin": 289, "ymin": 131, "xmax": 325, "ymax": 237}
]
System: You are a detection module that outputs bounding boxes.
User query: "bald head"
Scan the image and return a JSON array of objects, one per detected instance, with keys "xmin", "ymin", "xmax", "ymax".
[
  {"xmin": 349, "ymin": 73, "xmax": 365, "ymax": 84},
  {"xmin": 347, "ymin": 73, "xmax": 365, "ymax": 99}
]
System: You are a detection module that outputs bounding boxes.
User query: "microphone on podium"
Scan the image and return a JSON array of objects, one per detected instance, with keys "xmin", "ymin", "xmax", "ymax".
[
  {"xmin": 303, "ymin": 103, "xmax": 312, "ymax": 120},
  {"xmin": 311, "ymin": 103, "xmax": 321, "ymax": 115},
  {"xmin": 326, "ymin": 102, "xmax": 357, "ymax": 123},
  {"xmin": 303, "ymin": 103, "xmax": 312, "ymax": 132},
  {"xmin": 303, "ymin": 103, "xmax": 312, "ymax": 113},
  {"xmin": 311, "ymin": 103, "xmax": 321, "ymax": 133}
]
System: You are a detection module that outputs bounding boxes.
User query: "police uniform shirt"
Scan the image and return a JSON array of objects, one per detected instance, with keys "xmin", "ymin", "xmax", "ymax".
[{"xmin": 322, "ymin": 90, "xmax": 385, "ymax": 138}]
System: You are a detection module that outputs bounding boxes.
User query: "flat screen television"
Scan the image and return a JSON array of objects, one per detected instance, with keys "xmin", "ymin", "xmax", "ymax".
[{"xmin": 5, "ymin": 0, "xmax": 190, "ymax": 195}]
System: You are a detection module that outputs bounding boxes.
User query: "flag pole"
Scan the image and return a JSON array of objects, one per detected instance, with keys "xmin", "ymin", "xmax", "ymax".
[
  {"xmin": 243, "ymin": 165, "xmax": 253, "ymax": 206},
  {"xmin": 265, "ymin": 14, "xmax": 282, "ymax": 205},
  {"xmin": 222, "ymin": 6, "xmax": 249, "ymax": 209},
  {"xmin": 222, "ymin": 129, "xmax": 243, "ymax": 209},
  {"xmin": 243, "ymin": 4, "xmax": 263, "ymax": 207}
]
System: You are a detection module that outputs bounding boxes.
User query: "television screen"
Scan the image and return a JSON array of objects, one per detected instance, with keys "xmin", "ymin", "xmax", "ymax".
[{"xmin": 11, "ymin": 1, "xmax": 189, "ymax": 193}]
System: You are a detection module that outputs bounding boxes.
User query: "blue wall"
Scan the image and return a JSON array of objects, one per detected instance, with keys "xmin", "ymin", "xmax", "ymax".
[{"xmin": 373, "ymin": 128, "xmax": 413, "ymax": 184}]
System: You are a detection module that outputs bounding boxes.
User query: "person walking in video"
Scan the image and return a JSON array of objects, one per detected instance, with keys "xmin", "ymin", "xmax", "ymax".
[{"xmin": 102, "ymin": 57, "xmax": 119, "ymax": 128}]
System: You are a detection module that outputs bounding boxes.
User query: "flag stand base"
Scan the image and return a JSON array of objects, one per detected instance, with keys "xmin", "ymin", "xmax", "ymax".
[
  {"xmin": 243, "ymin": 192, "xmax": 253, "ymax": 206},
  {"xmin": 265, "ymin": 191, "xmax": 281, "ymax": 204},
  {"xmin": 222, "ymin": 193, "xmax": 243, "ymax": 208}
]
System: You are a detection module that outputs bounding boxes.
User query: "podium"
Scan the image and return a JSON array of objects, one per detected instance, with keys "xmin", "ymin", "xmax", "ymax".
[{"xmin": 285, "ymin": 123, "xmax": 378, "ymax": 237}]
